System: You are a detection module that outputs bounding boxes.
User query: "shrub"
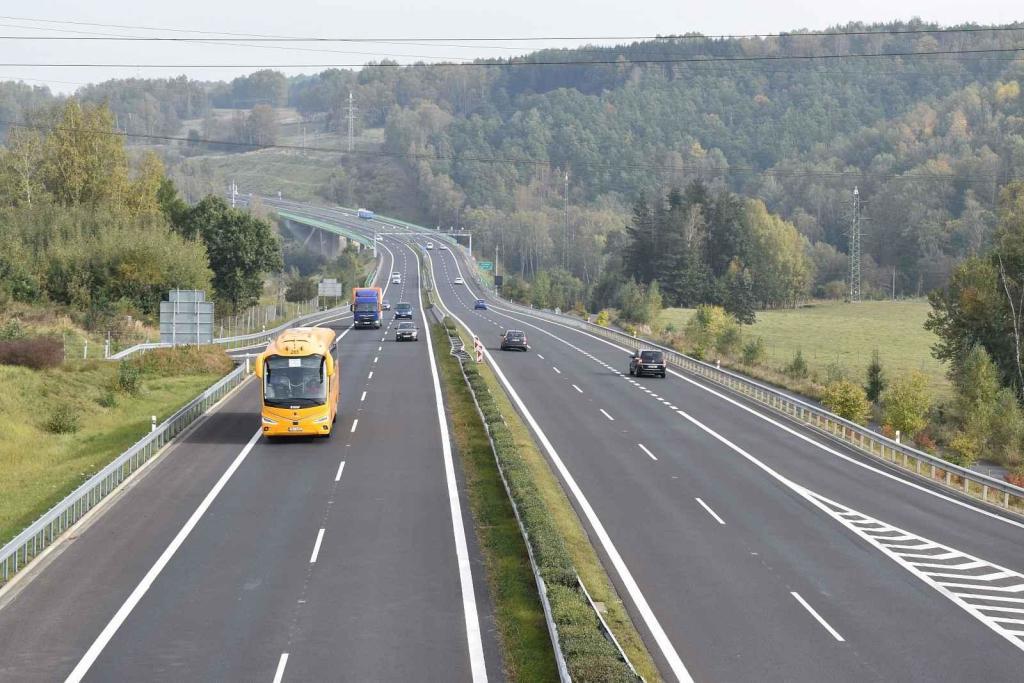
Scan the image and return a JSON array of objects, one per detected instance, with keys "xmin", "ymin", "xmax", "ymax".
[
  {"xmin": 821, "ymin": 379, "xmax": 870, "ymax": 424},
  {"xmin": 785, "ymin": 349, "xmax": 808, "ymax": 379},
  {"xmin": 715, "ymin": 320, "xmax": 742, "ymax": 357},
  {"xmin": 595, "ymin": 310, "xmax": 610, "ymax": 327},
  {"xmin": 865, "ymin": 349, "xmax": 886, "ymax": 403},
  {"xmin": 881, "ymin": 371, "xmax": 932, "ymax": 438},
  {"xmin": 1006, "ymin": 464, "xmax": 1024, "ymax": 488},
  {"xmin": 0, "ymin": 336, "xmax": 63, "ymax": 369},
  {"xmin": 116, "ymin": 361, "xmax": 141, "ymax": 395},
  {"xmin": 45, "ymin": 404, "xmax": 80, "ymax": 434},
  {"xmin": 0, "ymin": 318, "xmax": 25, "ymax": 341},
  {"xmin": 949, "ymin": 431, "xmax": 980, "ymax": 467},
  {"xmin": 96, "ymin": 390, "xmax": 118, "ymax": 408},
  {"xmin": 914, "ymin": 431, "xmax": 937, "ymax": 453},
  {"xmin": 824, "ymin": 361, "xmax": 846, "ymax": 385},
  {"xmin": 128, "ymin": 345, "xmax": 233, "ymax": 377},
  {"xmin": 741, "ymin": 336, "xmax": 767, "ymax": 365}
]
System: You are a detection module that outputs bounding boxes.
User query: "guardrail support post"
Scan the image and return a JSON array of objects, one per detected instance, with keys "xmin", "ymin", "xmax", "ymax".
[{"xmin": 150, "ymin": 415, "xmax": 156, "ymax": 432}]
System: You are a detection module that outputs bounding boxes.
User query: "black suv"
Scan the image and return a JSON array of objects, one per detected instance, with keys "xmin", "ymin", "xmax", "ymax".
[
  {"xmin": 629, "ymin": 349, "xmax": 666, "ymax": 378},
  {"xmin": 500, "ymin": 330, "xmax": 528, "ymax": 351},
  {"xmin": 394, "ymin": 302, "xmax": 414, "ymax": 319}
]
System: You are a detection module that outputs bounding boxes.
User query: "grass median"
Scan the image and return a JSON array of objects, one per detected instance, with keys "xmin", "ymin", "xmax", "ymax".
[
  {"xmin": 0, "ymin": 346, "xmax": 235, "ymax": 546},
  {"xmin": 435, "ymin": 318, "xmax": 660, "ymax": 682}
]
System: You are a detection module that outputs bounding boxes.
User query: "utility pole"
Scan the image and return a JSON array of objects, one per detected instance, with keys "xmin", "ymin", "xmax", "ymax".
[
  {"xmin": 346, "ymin": 91, "xmax": 357, "ymax": 153},
  {"xmin": 563, "ymin": 171, "xmax": 569, "ymax": 269},
  {"xmin": 848, "ymin": 186, "xmax": 864, "ymax": 302}
]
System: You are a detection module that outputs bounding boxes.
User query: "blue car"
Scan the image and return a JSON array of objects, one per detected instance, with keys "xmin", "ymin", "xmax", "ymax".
[{"xmin": 474, "ymin": 299, "xmax": 487, "ymax": 310}]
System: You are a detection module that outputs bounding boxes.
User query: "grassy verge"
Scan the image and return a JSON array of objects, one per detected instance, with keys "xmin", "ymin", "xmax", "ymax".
[
  {"xmin": 432, "ymin": 323, "xmax": 558, "ymax": 682},
  {"xmin": 657, "ymin": 298, "xmax": 950, "ymax": 399},
  {"xmin": 438, "ymin": 318, "xmax": 659, "ymax": 681},
  {"xmin": 0, "ymin": 346, "xmax": 234, "ymax": 545}
]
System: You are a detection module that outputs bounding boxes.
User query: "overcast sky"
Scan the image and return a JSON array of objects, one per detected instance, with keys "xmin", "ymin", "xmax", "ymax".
[{"xmin": 0, "ymin": 2, "xmax": 1020, "ymax": 93}]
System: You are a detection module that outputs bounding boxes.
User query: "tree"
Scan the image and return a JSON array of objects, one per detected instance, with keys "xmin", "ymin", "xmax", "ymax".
[
  {"xmin": 177, "ymin": 196, "xmax": 283, "ymax": 312},
  {"xmin": 285, "ymin": 276, "xmax": 318, "ymax": 303},
  {"xmin": 865, "ymin": 349, "xmax": 886, "ymax": 403},
  {"xmin": 42, "ymin": 100, "xmax": 128, "ymax": 208},
  {"xmin": 881, "ymin": 371, "xmax": 932, "ymax": 438},
  {"xmin": 722, "ymin": 260, "xmax": 756, "ymax": 324},
  {"xmin": 821, "ymin": 379, "xmax": 871, "ymax": 424},
  {"xmin": 0, "ymin": 126, "xmax": 44, "ymax": 206}
]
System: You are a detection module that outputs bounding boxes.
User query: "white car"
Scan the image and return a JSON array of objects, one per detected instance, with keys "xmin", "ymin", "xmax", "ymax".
[
  {"xmin": 441, "ymin": 245, "xmax": 450, "ymax": 251},
  {"xmin": 376, "ymin": 235, "xmax": 383, "ymax": 241},
  {"xmin": 426, "ymin": 242, "xmax": 434, "ymax": 250},
  {"xmin": 453, "ymin": 277, "xmax": 464, "ymax": 285},
  {"xmin": 392, "ymin": 275, "xmax": 402, "ymax": 284}
]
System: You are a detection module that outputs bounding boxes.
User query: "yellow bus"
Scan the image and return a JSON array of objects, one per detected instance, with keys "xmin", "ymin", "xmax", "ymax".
[{"xmin": 255, "ymin": 327, "xmax": 340, "ymax": 438}]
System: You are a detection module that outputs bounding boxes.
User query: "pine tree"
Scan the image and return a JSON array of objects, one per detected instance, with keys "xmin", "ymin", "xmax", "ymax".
[{"xmin": 865, "ymin": 349, "xmax": 886, "ymax": 403}]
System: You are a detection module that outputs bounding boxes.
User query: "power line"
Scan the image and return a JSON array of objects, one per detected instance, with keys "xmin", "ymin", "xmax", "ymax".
[{"xmin": 0, "ymin": 118, "xmax": 1013, "ymax": 184}]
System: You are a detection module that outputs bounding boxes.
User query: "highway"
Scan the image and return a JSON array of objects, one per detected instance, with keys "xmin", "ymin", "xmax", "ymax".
[
  {"xmin": 0, "ymin": 236, "xmax": 499, "ymax": 681},
  {"xmin": 293, "ymin": 202, "xmax": 1024, "ymax": 682}
]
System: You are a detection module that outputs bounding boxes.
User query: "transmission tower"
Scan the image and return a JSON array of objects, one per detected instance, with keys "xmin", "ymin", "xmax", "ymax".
[
  {"xmin": 345, "ymin": 91, "xmax": 357, "ymax": 152},
  {"xmin": 848, "ymin": 186, "xmax": 865, "ymax": 302}
]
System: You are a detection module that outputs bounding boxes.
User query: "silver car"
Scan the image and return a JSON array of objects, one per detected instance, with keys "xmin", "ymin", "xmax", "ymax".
[{"xmin": 395, "ymin": 321, "xmax": 419, "ymax": 342}]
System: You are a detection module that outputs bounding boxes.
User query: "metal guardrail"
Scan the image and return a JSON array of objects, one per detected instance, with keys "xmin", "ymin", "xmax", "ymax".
[
  {"xmin": 487, "ymin": 296, "xmax": 1024, "ymax": 515},
  {"xmin": 1, "ymin": 362, "xmax": 251, "ymax": 586}
]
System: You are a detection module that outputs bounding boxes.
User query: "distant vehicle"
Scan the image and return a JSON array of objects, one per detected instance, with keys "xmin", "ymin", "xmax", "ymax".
[
  {"xmin": 376, "ymin": 235, "xmax": 383, "ymax": 241},
  {"xmin": 395, "ymin": 321, "xmax": 419, "ymax": 342},
  {"xmin": 453, "ymin": 277, "xmax": 464, "ymax": 285},
  {"xmin": 441, "ymin": 245, "xmax": 450, "ymax": 251},
  {"xmin": 474, "ymin": 299, "xmax": 487, "ymax": 310},
  {"xmin": 256, "ymin": 327, "xmax": 339, "ymax": 438},
  {"xmin": 357, "ymin": 208, "xmax": 374, "ymax": 219},
  {"xmin": 426, "ymin": 242, "xmax": 434, "ymax": 250},
  {"xmin": 350, "ymin": 286, "xmax": 383, "ymax": 328},
  {"xmin": 629, "ymin": 349, "xmax": 667, "ymax": 378},
  {"xmin": 500, "ymin": 329, "xmax": 528, "ymax": 351},
  {"xmin": 392, "ymin": 274, "xmax": 402, "ymax": 284},
  {"xmin": 394, "ymin": 302, "xmax": 414, "ymax": 319},
  {"xmin": 381, "ymin": 300, "xmax": 391, "ymax": 311}
]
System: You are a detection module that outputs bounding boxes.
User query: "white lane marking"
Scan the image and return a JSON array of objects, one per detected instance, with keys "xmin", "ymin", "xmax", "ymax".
[
  {"xmin": 367, "ymin": 371, "xmax": 373, "ymax": 380},
  {"xmin": 350, "ymin": 419, "xmax": 359, "ymax": 433},
  {"xmin": 572, "ymin": 384, "xmax": 583, "ymax": 394},
  {"xmin": 537, "ymin": 354, "xmax": 545, "ymax": 360},
  {"xmin": 791, "ymin": 592, "xmax": 845, "ymax": 642},
  {"xmin": 360, "ymin": 391, "xmax": 367, "ymax": 402},
  {"xmin": 335, "ymin": 460, "xmax": 346, "ymax": 482},
  {"xmin": 378, "ymin": 345, "xmax": 382, "ymax": 351},
  {"xmin": 637, "ymin": 443, "xmax": 658, "ymax": 461},
  {"xmin": 426, "ymin": 253, "xmax": 691, "ymax": 682},
  {"xmin": 695, "ymin": 497, "xmax": 725, "ymax": 525},
  {"xmin": 309, "ymin": 528, "xmax": 326, "ymax": 563},
  {"xmin": 272, "ymin": 653, "xmax": 289, "ymax": 683},
  {"xmin": 552, "ymin": 366, "xmax": 561, "ymax": 374},
  {"xmin": 600, "ymin": 408, "xmax": 615, "ymax": 421},
  {"xmin": 373, "ymin": 356, "xmax": 379, "ymax": 363},
  {"xmin": 66, "ymin": 430, "xmax": 263, "ymax": 683},
  {"xmin": 408, "ymin": 240, "xmax": 489, "ymax": 681}
]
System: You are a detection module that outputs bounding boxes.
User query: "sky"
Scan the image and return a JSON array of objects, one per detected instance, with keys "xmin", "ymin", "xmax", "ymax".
[{"xmin": 0, "ymin": 1, "xmax": 1021, "ymax": 93}]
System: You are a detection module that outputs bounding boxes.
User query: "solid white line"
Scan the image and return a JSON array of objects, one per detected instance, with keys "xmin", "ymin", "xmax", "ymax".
[
  {"xmin": 572, "ymin": 384, "xmax": 583, "ymax": 394},
  {"xmin": 695, "ymin": 497, "xmax": 725, "ymax": 525},
  {"xmin": 335, "ymin": 460, "xmax": 346, "ymax": 482},
  {"xmin": 350, "ymin": 419, "xmax": 358, "ymax": 433},
  {"xmin": 310, "ymin": 528, "xmax": 325, "ymax": 563},
  {"xmin": 426, "ymin": 251, "xmax": 690, "ymax": 682},
  {"xmin": 410, "ymin": 241, "xmax": 488, "ymax": 681},
  {"xmin": 272, "ymin": 653, "xmax": 289, "ymax": 683},
  {"xmin": 791, "ymin": 592, "xmax": 845, "ymax": 642},
  {"xmin": 537, "ymin": 354, "xmax": 545, "ymax": 359},
  {"xmin": 552, "ymin": 366, "xmax": 561, "ymax": 374},
  {"xmin": 360, "ymin": 391, "xmax": 367, "ymax": 402},
  {"xmin": 373, "ymin": 356, "xmax": 378, "ymax": 363},
  {"xmin": 600, "ymin": 408, "xmax": 615, "ymax": 421},
  {"xmin": 637, "ymin": 443, "xmax": 658, "ymax": 461},
  {"xmin": 65, "ymin": 430, "xmax": 263, "ymax": 683}
]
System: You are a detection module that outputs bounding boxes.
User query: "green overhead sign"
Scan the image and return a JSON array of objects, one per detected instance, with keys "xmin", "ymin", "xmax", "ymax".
[{"xmin": 479, "ymin": 261, "xmax": 493, "ymax": 271}]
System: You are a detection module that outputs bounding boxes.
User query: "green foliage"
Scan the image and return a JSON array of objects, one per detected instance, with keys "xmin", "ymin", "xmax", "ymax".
[
  {"xmin": 685, "ymin": 305, "xmax": 736, "ymax": 357},
  {"xmin": 785, "ymin": 349, "xmax": 809, "ymax": 380},
  {"xmin": 865, "ymin": 349, "xmax": 886, "ymax": 403},
  {"xmin": 951, "ymin": 346, "xmax": 1024, "ymax": 465},
  {"xmin": 881, "ymin": 371, "xmax": 932, "ymax": 438},
  {"xmin": 595, "ymin": 310, "xmax": 610, "ymax": 326},
  {"xmin": 0, "ymin": 318, "xmax": 24, "ymax": 341},
  {"xmin": 741, "ymin": 336, "xmax": 767, "ymax": 366},
  {"xmin": 821, "ymin": 379, "xmax": 871, "ymax": 424},
  {"xmin": 616, "ymin": 279, "xmax": 647, "ymax": 324},
  {"xmin": 285, "ymin": 276, "xmax": 318, "ymax": 303},
  {"xmin": 116, "ymin": 361, "xmax": 141, "ymax": 395},
  {"xmin": 96, "ymin": 389, "xmax": 118, "ymax": 408},
  {"xmin": 44, "ymin": 404, "xmax": 80, "ymax": 434},
  {"xmin": 824, "ymin": 361, "xmax": 846, "ymax": 385}
]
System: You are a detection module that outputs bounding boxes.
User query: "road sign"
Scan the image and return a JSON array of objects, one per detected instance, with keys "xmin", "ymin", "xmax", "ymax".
[
  {"xmin": 318, "ymin": 278, "xmax": 343, "ymax": 297},
  {"xmin": 479, "ymin": 261, "xmax": 493, "ymax": 271},
  {"xmin": 160, "ymin": 289, "xmax": 214, "ymax": 345},
  {"xmin": 494, "ymin": 275, "xmax": 504, "ymax": 287}
]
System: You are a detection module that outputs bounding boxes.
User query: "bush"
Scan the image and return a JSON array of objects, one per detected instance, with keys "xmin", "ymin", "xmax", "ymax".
[
  {"xmin": 285, "ymin": 276, "xmax": 319, "ymax": 303},
  {"xmin": 595, "ymin": 310, "xmax": 610, "ymax": 327},
  {"xmin": 821, "ymin": 379, "xmax": 871, "ymax": 424},
  {"xmin": 865, "ymin": 349, "xmax": 886, "ymax": 403},
  {"xmin": 128, "ymin": 345, "xmax": 233, "ymax": 377},
  {"xmin": 824, "ymin": 361, "xmax": 846, "ymax": 385},
  {"xmin": 881, "ymin": 371, "xmax": 932, "ymax": 438},
  {"xmin": 0, "ymin": 318, "xmax": 25, "ymax": 341},
  {"xmin": 116, "ymin": 361, "xmax": 141, "ymax": 395},
  {"xmin": 96, "ymin": 390, "xmax": 118, "ymax": 408},
  {"xmin": 1006, "ymin": 464, "xmax": 1024, "ymax": 487},
  {"xmin": 45, "ymin": 404, "xmax": 80, "ymax": 434},
  {"xmin": 715, "ymin": 320, "xmax": 742, "ymax": 357},
  {"xmin": 741, "ymin": 336, "xmax": 767, "ymax": 365},
  {"xmin": 785, "ymin": 349, "xmax": 808, "ymax": 379},
  {"xmin": 0, "ymin": 336, "xmax": 63, "ymax": 369}
]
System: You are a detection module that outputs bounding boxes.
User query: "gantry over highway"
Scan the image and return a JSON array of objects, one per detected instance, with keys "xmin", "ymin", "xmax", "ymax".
[{"xmin": 275, "ymin": 199, "xmax": 1024, "ymax": 682}]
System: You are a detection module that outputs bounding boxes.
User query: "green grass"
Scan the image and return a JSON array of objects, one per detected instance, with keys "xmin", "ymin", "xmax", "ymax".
[
  {"xmin": 432, "ymin": 324, "xmax": 558, "ymax": 682},
  {"xmin": 442, "ymin": 322, "xmax": 661, "ymax": 681},
  {"xmin": 179, "ymin": 150, "xmax": 340, "ymax": 203},
  {"xmin": 658, "ymin": 299, "xmax": 950, "ymax": 398},
  {"xmin": 0, "ymin": 355, "xmax": 231, "ymax": 545}
]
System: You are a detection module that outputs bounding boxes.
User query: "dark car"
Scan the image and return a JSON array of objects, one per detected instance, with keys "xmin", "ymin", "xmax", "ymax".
[
  {"xmin": 395, "ymin": 321, "xmax": 419, "ymax": 342},
  {"xmin": 629, "ymin": 349, "xmax": 666, "ymax": 378},
  {"xmin": 500, "ymin": 329, "xmax": 528, "ymax": 351},
  {"xmin": 474, "ymin": 299, "xmax": 487, "ymax": 310},
  {"xmin": 394, "ymin": 302, "xmax": 414, "ymax": 319}
]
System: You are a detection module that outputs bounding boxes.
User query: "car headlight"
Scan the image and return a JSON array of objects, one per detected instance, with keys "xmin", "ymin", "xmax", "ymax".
[{"xmin": 262, "ymin": 416, "xmax": 278, "ymax": 424}]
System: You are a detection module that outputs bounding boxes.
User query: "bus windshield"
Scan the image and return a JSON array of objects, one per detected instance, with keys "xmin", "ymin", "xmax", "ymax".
[
  {"xmin": 354, "ymin": 301, "xmax": 377, "ymax": 312},
  {"xmin": 263, "ymin": 355, "xmax": 327, "ymax": 407}
]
